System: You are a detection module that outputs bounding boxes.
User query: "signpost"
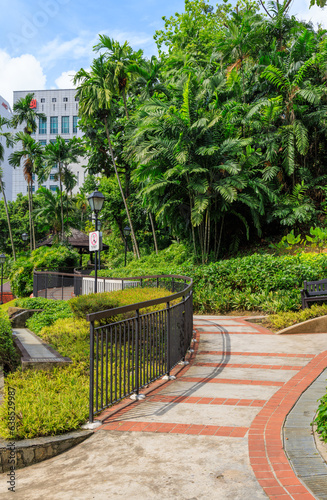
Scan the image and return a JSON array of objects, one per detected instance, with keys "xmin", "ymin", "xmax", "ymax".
[{"xmin": 89, "ymin": 231, "xmax": 100, "ymax": 252}]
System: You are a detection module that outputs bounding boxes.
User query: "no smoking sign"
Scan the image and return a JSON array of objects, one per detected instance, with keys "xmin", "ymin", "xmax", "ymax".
[{"xmin": 89, "ymin": 231, "xmax": 100, "ymax": 251}]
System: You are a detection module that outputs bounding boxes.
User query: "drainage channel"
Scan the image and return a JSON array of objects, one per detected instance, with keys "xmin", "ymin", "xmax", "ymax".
[{"xmin": 283, "ymin": 369, "xmax": 327, "ymax": 499}]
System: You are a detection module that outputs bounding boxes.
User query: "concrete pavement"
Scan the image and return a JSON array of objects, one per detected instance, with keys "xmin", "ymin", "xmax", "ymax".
[{"xmin": 1, "ymin": 316, "xmax": 327, "ymax": 499}]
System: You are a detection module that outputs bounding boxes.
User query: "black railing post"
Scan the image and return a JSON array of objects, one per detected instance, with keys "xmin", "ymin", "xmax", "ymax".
[
  {"xmin": 61, "ymin": 274, "xmax": 64, "ymax": 300},
  {"xmin": 122, "ymin": 278, "xmax": 124, "ymax": 291},
  {"xmin": 134, "ymin": 309, "xmax": 140, "ymax": 396},
  {"xmin": 89, "ymin": 321, "xmax": 95, "ymax": 423},
  {"xmin": 45, "ymin": 273, "xmax": 48, "ymax": 299},
  {"xmin": 166, "ymin": 301, "xmax": 171, "ymax": 376},
  {"xmin": 172, "ymin": 278, "xmax": 175, "ymax": 293}
]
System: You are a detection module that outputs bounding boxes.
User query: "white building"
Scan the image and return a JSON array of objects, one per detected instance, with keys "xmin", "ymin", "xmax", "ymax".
[
  {"xmin": 0, "ymin": 96, "xmax": 13, "ymax": 201},
  {"xmin": 12, "ymin": 89, "xmax": 86, "ymax": 200}
]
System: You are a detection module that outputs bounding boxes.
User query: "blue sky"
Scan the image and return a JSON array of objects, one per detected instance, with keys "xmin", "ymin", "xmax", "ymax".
[{"xmin": 0, "ymin": 0, "xmax": 324, "ymax": 106}]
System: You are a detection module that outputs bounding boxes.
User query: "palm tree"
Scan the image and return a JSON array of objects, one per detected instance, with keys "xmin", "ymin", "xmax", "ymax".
[
  {"xmin": 94, "ymin": 35, "xmax": 142, "ymax": 118},
  {"xmin": 11, "ymin": 93, "xmax": 45, "ymax": 135},
  {"xmin": 9, "ymin": 132, "xmax": 43, "ymax": 250},
  {"xmin": 34, "ymin": 187, "xmax": 71, "ymax": 237},
  {"xmin": 0, "ymin": 117, "xmax": 16, "ymax": 260},
  {"xmin": 74, "ymin": 55, "xmax": 141, "ymax": 258},
  {"xmin": 128, "ymin": 56, "xmax": 168, "ymax": 100},
  {"xmin": 41, "ymin": 136, "xmax": 83, "ymax": 242}
]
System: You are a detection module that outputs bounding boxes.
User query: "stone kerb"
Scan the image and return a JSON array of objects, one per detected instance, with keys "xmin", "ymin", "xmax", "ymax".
[{"xmin": 0, "ymin": 430, "xmax": 93, "ymax": 473}]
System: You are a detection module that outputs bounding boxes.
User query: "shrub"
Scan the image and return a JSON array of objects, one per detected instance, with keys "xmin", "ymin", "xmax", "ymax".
[
  {"xmin": 0, "ymin": 310, "xmax": 19, "ymax": 372},
  {"xmin": 15, "ymin": 297, "xmax": 73, "ymax": 334},
  {"xmin": 9, "ymin": 246, "xmax": 80, "ymax": 298},
  {"xmin": 69, "ymin": 287, "xmax": 174, "ymax": 319},
  {"xmin": 264, "ymin": 304, "xmax": 327, "ymax": 331},
  {"xmin": 0, "ymin": 366, "xmax": 89, "ymax": 440},
  {"xmin": 315, "ymin": 392, "xmax": 327, "ymax": 442}
]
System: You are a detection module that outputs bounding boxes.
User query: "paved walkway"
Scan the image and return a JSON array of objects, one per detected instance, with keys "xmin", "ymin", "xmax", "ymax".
[{"xmin": 1, "ymin": 316, "xmax": 327, "ymax": 499}]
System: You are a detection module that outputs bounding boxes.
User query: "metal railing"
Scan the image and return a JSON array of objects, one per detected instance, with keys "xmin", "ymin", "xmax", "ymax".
[
  {"xmin": 86, "ymin": 275, "xmax": 193, "ymax": 423},
  {"xmin": 33, "ymin": 270, "xmax": 77, "ymax": 300}
]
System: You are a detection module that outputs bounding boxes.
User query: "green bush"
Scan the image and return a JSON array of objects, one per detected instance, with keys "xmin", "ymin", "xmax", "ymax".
[
  {"xmin": 315, "ymin": 392, "xmax": 327, "ymax": 442},
  {"xmin": 15, "ymin": 297, "xmax": 73, "ymax": 333},
  {"xmin": 0, "ymin": 366, "xmax": 89, "ymax": 440},
  {"xmin": 0, "ymin": 310, "xmax": 19, "ymax": 372},
  {"xmin": 264, "ymin": 304, "xmax": 327, "ymax": 331},
  {"xmin": 9, "ymin": 246, "xmax": 80, "ymax": 298}
]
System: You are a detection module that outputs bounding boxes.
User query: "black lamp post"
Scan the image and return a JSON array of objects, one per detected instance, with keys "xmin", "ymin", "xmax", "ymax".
[
  {"xmin": 88, "ymin": 188, "xmax": 105, "ymax": 293},
  {"xmin": 124, "ymin": 226, "xmax": 131, "ymax": 267},
  {"xmin": 0, "ymin": 254, "xmax": 5, "ymax": 305},
  {"xmin": 22, "ymin": 232, "xmax": 28, "ymax": 253}
]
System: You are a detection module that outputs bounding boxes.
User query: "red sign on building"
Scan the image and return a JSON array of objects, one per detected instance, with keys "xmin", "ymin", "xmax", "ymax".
[{"xmin": 30, "ymin": 99, "xmax": 37, "ymax": 109}]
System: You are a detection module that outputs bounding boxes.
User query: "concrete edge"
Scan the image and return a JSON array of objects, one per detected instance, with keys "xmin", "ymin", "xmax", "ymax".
[
  {"xmin": 12, "ymin": 328, "xmax": 72, "ymax": 371},
  {"xmin": 277, "ymin": 315, "xmax": 327, "ymax": 335},
  {"xmin": 0, "ymin": 429, "xmax": 93, "ymax": 472}
]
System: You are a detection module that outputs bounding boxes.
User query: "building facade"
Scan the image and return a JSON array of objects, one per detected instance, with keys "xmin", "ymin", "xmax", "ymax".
[
  {"xmin": 0, "ymin": 96, "xmax": 13, "ymax": 201},
  {"xmin": 12, "ymin": 89, "xmax": 86, "ymax": 200}
]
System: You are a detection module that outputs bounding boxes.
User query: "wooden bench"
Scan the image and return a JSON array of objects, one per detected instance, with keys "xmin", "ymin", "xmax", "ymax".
[{"xmin": 301, "ymin": 279, "xmax": 327, "ymax": 309}]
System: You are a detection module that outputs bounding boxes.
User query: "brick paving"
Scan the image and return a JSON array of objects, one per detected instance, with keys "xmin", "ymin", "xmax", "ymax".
[{"xmin": 94, "ymin": 316, "xmax": 327, "ymax": 500}]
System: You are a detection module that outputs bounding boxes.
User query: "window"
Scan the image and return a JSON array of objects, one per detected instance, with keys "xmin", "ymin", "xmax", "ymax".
[
  {"xmin": 39, "ymin": 140, "xmax": 46, "ymax": 146},
  {"xmin": 27, "ymin": 186, "xmax": 35, "ymax": 193},
  {"xmin": 50, "ymin": 185, "xmax": 58, "ymax": 192},
  {"xmin": 50, "ymin": 139, "xmax": 56, "ymax": 144},
  {"xmin": 50, "ymin": 117, "xmax": 58, "ymax": 134},
  {"xmin": 61, "ymin": 116, "xmax": 69, "ymax": 134},
  {"xmin": 52, "ymin": 98, "xmax": 56, "ymax": 102},
  {"xmin": 73, "ymin": 116, "xmax": 78, "ymax": 133},
  {"xmin": 32, "ymin": 174, "xmax": 35, "ymax": 181},
  {"xmin": 39, "ymin": 117, "xmax": 47, "ymax": 135},
  {"xmin": 41, "ymin": 98, "xmax": 45, "ymax": 103},
  {"xmin": 63, "ymin": 97, "xmax": 68, "ymax": 102},
  {"xmin": 75, "ymin": 96, "xmax": 79, "ymax": 102},
  {"xmin": 50, "ymin": 174, "xmax": 56, "ymax": 180},
  {"xmin": 52, "ymin": 163, "xmax": 58, "ymax": 170}
]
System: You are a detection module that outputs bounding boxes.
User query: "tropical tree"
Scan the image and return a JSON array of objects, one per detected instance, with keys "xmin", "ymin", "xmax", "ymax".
[
  {"xmin": 34, "ymin": 187, "xmax": 73, "ymax": 237},
  {"xmin": 11, "ymin": 93, "xmax": 45, "ymax": 135},
  {"xmin": 41, "ymin": 136, "xmax": 83, "ymax": 241},
  {"xmin": 74, "ymin": 54, "xmax": 141, "ymax": 258},
  {"xmin": 9, "ymin": 133, "xmax": 43, "ymax": 250},
  {"xmin": 0, "ymin": 117, "xmax": 16, "ymax": 260}
]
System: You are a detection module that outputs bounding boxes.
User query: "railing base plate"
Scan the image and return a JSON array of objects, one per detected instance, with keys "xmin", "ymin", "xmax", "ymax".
[
  {"xmin": 188, "ymin": 349, "xmax": 195, "ymax": 354},
  {"xmin": 130, "ymin": 393, "xmax": 146, "ymax": 401},
  {"xmin": 178, "ymin": 360, "xmax": 189, "ymax": 366},
  {"xmin": 82, "ymin": 421, "xmax": 102, "ymax": 430},
  {"xmin": 162, "ymin": 374, "xmax": 177, "ymax": 381}
]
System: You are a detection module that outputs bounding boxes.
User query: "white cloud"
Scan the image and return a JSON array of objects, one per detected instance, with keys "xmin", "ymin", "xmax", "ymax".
[
  {"xmin": 0, "ymin": 50, "xmax": 46, "ymax": 107},
  {"xmin": 291, "ymin": 0, "xmax": 327, "ymax": 28},
  {"xmin": 55, "ymin": 70, "xmax": 76, "ymax": 89},
  {"xmin": 39, "ymin": 33, "xmax": 96, "ymax": 67}
]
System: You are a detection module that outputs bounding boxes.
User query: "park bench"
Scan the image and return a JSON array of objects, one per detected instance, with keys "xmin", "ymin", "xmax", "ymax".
[{"xmin": 301, "ymin": 278, "xmax": 327, "ymax": 309}]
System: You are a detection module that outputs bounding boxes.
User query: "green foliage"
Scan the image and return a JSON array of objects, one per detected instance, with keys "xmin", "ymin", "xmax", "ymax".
[
  {"xmin": 15, "ymin": 297, "xmax": 73, "ymax": 333},
  {"xmin": 305, "ymin": 227, "xmax": 327, "ymax": 251},
  {"xmin": 69, "ymin": 287, "xmax": 174, "ymax": 320},
  {"xmin": 265, "ymin": 303, "xmax": 327, "ymax": 331},
  {"xmin": 0, "ymin": 367, "xmax": 89, "ymax": 440},
  {"xmin": 0, "ymin": 310, "xmax": 19, "ymax": 372},
  {"xmin": 315, "ymin": 392, "xmax": 327, "ymax": 442},
  {"xmin": 9, "ymin": 246, "xmax": 79, "ymax": 297}
]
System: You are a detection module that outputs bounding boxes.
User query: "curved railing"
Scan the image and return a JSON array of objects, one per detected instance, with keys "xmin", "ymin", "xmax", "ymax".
[{"xmin": 87, "ymin": 275, "xmax": 193, "ymax": 422}]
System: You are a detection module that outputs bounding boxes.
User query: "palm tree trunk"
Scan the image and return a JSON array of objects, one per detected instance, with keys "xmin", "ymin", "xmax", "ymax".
[
  {"xmin": 104, "ymin": 117, "xmax": 140, "ymax": 259},
  {"xmin": 30, "ymin": 184, "xmax": 36, "ymax": 250},
  {"xmin": 0, "ymin": 177, "xmax": 16, "ymax": 261},
  {"xmin": 28, "ymin": 183, "xmax": 33, "ymax": 251},
  {"xmin": 148, "ymin": 211, "xmax": 158, "ymax": 255},
  {"xmin": 59, "ymin": 162, "xmax": 65, "ymax": 242},
  {"xmin": 122, "ymin": 88, "xmax": 129, "ymax": 119}
]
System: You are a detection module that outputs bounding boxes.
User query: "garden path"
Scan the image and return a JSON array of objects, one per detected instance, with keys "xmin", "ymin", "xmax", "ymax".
[{"xmin": 1, "ymin": 316, "xmax": 327, "ymax": 500}]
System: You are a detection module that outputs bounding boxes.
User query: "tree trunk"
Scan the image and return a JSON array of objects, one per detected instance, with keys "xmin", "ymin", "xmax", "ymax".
[
  {"xmin": 27, "ymin": 183, "xmax": 33, "ymax": 252},
  {"xmin": 149, "ymin": 212, "xmax": 158, "ymax": 255},
  {"xmin": 30, "ymin": 183, "xmax": 36, "ymax": 250},
  {"xmin": 0, "ymin": 177, "xmax": 16, "ymax": 261},
  {"xmin": 122, "ymin": 88, "xmax": 129, "ymax": 119},
  {"xmin": 104, "ymin": 117, "xmax": 140, "ymax": 259},
  {"xmin": 59, "ymin": 162, "xmax": 65, "ymax": 242}
]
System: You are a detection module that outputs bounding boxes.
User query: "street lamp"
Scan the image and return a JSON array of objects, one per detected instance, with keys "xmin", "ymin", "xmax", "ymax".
[
  {"xmin": 88, "ymin": 188, "xmax": 105, "ymax": 293},
  {"xmin": 124, "ymin": 226, "xmax": 131, "ymax": 267},
  {"xmin": 22, "ymin": 233, "xmax": 28, "ymax": 242},
  {"xmin": 0, "ymin": 254, "xmax": 5, "ymax": 305}
]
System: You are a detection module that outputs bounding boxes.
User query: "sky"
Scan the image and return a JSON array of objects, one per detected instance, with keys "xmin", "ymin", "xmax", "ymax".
[{"xmin": 0, "ymin": 0, "xmax": 326, "ymax": 107}]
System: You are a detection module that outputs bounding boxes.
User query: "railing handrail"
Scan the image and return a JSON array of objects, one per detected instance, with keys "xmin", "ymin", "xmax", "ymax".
[{"xmin": 86, "ymin": 276, "xmax": 193, "ymax": 323}]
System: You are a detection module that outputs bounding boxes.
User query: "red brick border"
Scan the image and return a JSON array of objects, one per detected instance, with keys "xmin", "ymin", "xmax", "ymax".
[
  {"xmin": 248, "ymin": 350, "xmax": 327, "ymax": 500},
  {"xmin": 194, "ymin": 362, "xmax": 302, "ymax": 370}
]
